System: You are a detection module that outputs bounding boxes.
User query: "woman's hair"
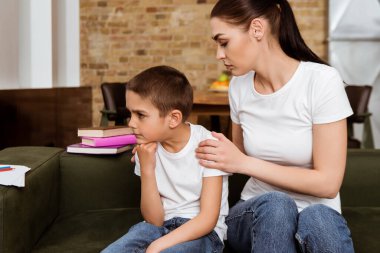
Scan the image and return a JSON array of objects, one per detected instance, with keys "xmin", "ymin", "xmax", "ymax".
[
  {"xmin": 127, "ymin": 65, "xmax": 193, "ymax": 121},
  {"xmin": 211, "ymin": 0, "xmax": 327, "ymax": 64}
]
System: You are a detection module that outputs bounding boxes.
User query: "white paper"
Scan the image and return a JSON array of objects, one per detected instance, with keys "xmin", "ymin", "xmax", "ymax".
[{"xmin": 0, "ymin": 165, "xmax": 31, "ymax": 187}]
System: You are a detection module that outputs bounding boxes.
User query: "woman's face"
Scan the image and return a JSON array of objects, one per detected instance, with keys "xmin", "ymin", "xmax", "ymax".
[{"xmin": 210, "ymin": 17, "xmax": 257, "ymax": 76}]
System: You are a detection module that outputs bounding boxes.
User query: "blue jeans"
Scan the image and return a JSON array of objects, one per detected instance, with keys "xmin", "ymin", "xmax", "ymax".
[
  {"xmin": 101, "ymin": 217, "xmax": 224, "ymax": 253},
  {"xmin": 226, "ymin": 192, "xmax": 354, "ymax": 253}
]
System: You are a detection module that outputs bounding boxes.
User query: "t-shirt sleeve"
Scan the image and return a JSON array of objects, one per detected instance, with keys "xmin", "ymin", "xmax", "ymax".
[
  {"xmin": 229, "ymin": 77, "xmax": 240, "ymax": 124},
  {"xmin": 203, "ymin": 165, "xmax": 230, "ymax": 177},
  {"xmin": 201, "ymin": 130, "xmax": 231, "ymax": 177},
  {"xmin": 312, "ymin": 68, "xmax": 353, "ymax": 124},
  {"xmin": 134, "ymin": 153, "xmax": 141, "ymax": 177}
]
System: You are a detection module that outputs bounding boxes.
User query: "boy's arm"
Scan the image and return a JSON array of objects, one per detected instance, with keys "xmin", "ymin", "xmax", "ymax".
[
  {"xmin": 137, "ymin": 142, "xmax": 165, "ymax": 226},
  {"xmin": 147, "ymin": 176, "xmax": 223, "ymax": 253}
]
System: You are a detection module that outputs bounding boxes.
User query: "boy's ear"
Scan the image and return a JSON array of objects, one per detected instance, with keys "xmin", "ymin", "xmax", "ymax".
[{"xmin": 168, "ymin": 109, "xmax": 183, "ymax": 128}]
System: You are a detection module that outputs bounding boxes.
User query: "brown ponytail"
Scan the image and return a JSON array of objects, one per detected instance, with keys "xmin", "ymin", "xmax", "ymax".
[{"xmin": 211, "ymin": 0, "xmax": 327, "ymax": 65}]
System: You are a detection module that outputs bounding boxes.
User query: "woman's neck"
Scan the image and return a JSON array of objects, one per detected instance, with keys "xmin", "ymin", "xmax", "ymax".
[{"xmin": 254, "ymin": 51, "xmax": 300, "ymax": 94}]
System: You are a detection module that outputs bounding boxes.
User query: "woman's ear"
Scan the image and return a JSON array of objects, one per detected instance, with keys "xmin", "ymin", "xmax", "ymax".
[
  {"xmin": 168, "ymin": 109, "xmax": 183, "ymax": 128},
  {"xmin": 249, "ymin": 18, "xmax": 264, "ymax": 41}
]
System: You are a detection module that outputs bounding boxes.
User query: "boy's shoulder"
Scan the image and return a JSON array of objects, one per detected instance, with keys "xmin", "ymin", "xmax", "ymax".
[{"xmin": 189, "ymin": 123, "xmax": 214, "ymax": 141}]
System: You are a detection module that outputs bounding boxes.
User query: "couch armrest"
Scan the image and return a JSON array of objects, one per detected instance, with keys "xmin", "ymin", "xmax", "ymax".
[
  {"xmin": 0, "ymin": 146, "xmax": 63, "ymax": 253},
  {"xmin": 341, "ymin": 149, "xmax": 380, "ymax": 207},
  {"xmin": 59, "ymin": 150, "xmax": 141, "ymax": 215}
]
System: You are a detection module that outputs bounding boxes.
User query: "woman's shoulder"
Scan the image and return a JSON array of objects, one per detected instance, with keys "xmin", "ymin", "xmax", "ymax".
[
  {"xmin": 229, "ymin": 71, "xmax": 254, "ymax": 95},
  {"xmin": 230, "ymin": 71, "xmax": 254, "ymax": 85},
  {"xmin": 301, "ymin": 61, "xmax": 340, "ymax": 79}
]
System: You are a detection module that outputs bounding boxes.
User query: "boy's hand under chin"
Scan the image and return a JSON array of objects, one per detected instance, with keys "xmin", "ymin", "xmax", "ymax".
[{"xmin": 135, "ymin": 142, "xmax": 158, "ymax": 174}]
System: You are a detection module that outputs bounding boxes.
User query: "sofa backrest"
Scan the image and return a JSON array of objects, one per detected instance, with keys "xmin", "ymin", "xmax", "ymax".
[
  {"xmin": 58, "ymin": 148, "xmax": 380, "ymax": 215},
  {"xmin": 59, "ymin": 151, "xmax": 141, "ymax": 215},
  {"xmin": 340, "ymin": 149, "xmax": 380, "ymax": 207}
]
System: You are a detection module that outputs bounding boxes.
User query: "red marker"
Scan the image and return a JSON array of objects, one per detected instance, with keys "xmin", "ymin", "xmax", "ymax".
[{"xmin": 0, "ymin": 167, "xmax": 13, "ymax": 172}]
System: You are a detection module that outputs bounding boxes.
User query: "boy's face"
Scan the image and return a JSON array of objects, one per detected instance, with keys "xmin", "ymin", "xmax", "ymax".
[{"xmin": 126, "ymin": 90, "xmax": 169, "ymax": 144}]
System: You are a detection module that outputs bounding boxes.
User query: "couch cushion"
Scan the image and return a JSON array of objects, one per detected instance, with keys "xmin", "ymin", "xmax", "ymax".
[
  {"xmin": 32, "ymin": 208, "xmax": 142, "ymax": 253},
  {"xmin": 342, "ymin": 207, "xmax": 380, "ymax": 253}
]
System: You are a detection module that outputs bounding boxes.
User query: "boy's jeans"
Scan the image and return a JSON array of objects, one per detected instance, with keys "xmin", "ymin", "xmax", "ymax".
[
  {"xmin": 101, "ymin": 217, "xmax": 224, "ymax": 253},
  {"xmin": 226, "ymin": 191, "xmax": 355, "ymax": 253}
]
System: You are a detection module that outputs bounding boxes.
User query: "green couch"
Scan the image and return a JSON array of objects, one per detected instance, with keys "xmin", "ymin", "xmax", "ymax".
[{"xmin": 0, "ymin": 147, "xmax": 379, "ymax": 253}]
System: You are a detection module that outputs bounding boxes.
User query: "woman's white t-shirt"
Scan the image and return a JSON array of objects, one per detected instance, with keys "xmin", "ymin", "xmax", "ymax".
[
  {"xmin": 135, "ymin": 123, "xmax": 230, "ymax": 241},
  {"xmin": 229, "ymin": 61, "xmax": 353, "ymax": 213}
]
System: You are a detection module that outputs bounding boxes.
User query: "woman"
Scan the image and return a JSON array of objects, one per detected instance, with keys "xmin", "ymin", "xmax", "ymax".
[{"xmin": 195, "ymin": 0, "xmax": 355, "ymax": 252}]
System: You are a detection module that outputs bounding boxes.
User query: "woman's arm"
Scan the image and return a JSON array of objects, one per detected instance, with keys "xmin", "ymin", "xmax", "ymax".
[
  {"xmin": 137, "ymin": 142, "xmax": 165, "ymax": 226},
  {"xmin": 146, "ymin": 176, "xmax": 223, "ymax": 253},
  {"xmin": 231, "ymin": 122, "xmax": 245, "ymax": 153},
  {"xmin": 196, "ymin": 120, "xmax": 347, "ymax": 199}
]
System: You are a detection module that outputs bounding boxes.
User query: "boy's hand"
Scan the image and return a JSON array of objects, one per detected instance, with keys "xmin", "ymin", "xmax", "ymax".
[
  {"xmin": 136, "ymin": 142, "xmax": 157, "ymax": 173},
  {"xmin": 130, "ymin": 145, "xmax": 138, "ymax": 163},
  {"xmin": 145, "ymin": 242, "xmax": 162, "ymax": 253}
]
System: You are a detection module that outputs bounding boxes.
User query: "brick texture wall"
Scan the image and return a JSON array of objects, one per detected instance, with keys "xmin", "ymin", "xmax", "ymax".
[{"xmin": 80, "ymin": 0, "xmax": 327, "ymax": 125}]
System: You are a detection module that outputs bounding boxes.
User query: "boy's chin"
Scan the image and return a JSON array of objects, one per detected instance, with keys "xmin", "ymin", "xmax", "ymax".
[{"xmin": 136, "ymin": 139, "xmax": 151, "ymax": 144}]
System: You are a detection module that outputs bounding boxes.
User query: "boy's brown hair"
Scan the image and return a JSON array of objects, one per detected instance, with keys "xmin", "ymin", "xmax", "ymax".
[{"xmin": 127, "ymin": 65, "xmax": 193, "ymax": 121}]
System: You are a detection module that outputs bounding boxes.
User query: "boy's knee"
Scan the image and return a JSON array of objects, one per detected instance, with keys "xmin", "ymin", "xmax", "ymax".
[
  {"xmin": 130, "ymin": 221, "xmax": 160, "ymax": 232},
  {"xmin": 127, "ymin": 221, "xmax": 165, "ymax": 241}
]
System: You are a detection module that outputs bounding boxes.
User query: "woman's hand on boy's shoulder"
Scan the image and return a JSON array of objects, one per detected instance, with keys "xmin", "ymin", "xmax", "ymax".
[{"xmin": 196, "ymin": 131, "xmax": 246, "ymax": 174}]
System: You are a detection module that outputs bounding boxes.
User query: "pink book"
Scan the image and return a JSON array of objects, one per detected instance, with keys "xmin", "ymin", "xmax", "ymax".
[{"xmin": 81, "ymin": 134, "xmax": 137, "ymax": 147}]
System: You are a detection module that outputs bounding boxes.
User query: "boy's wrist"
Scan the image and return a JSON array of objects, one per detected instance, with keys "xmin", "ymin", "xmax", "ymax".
[
  {"xmin": 140, "ymin": 168, "xmax": 155, "ymax": 177},
  {"xmin": 149, "ymin": 239, "xmax": 167, "ymax": 252}
]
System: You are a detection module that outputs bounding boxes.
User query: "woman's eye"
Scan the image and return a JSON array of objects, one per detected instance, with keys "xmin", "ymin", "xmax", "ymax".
[{"xmin": 219, "ymin": 41, "xmax": 228, "ymax": 48}]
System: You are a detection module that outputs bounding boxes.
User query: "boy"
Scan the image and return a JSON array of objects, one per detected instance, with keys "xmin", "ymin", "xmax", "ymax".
[{"xmin": 101, "ymin": 66, "xmax": 229, "ymax": 253}]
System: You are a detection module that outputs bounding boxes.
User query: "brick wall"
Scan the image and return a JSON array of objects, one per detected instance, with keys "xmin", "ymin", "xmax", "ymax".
[{"xmin": 80, "ymin": 0, "xmax": 327, "ymax": 125}]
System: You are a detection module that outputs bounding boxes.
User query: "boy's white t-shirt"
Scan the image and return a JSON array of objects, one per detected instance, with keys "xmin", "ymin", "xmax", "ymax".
[
  {"xmin": 229, "ymin": 61, "xmax": 353, "ymax": 213},
  {"xmin": 135, "ymin": 123, "xmax": 230, "ymax": 241}
]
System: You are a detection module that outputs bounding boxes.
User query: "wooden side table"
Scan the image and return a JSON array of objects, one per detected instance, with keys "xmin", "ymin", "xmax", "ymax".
[{"xmin": 190, "ymin": 89, "xmax": 231, "ymax": 137}]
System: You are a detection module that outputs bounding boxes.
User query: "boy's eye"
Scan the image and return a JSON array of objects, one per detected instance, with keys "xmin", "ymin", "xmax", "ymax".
[{"xmin": 137, "ymin": 113, "xmax": 146, "ymax": 119}]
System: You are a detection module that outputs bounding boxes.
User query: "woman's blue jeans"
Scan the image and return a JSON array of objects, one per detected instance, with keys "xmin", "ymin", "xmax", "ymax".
[
  {"xmin": 101, "ymin": 217, "xmax": 224, "ymax": 253},
  {"xmin": 226, "ymin": 192, "xmax": 354, "ymax": 253}
]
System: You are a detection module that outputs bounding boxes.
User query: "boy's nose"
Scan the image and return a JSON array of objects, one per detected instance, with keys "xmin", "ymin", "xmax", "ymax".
[{"xmin": 128, "ymin": 116, "xmax": 136, "ymax": 128}]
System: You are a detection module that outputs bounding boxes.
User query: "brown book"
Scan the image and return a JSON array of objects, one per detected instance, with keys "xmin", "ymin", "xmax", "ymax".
[{"xmin": 78, "ymin": 126, "xmax": 133, "ymax": 138}]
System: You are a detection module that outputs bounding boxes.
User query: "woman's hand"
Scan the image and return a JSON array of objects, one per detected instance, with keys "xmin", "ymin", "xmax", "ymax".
[
  {"xmin": 196, "ymin": 132, "xmax": 247, "ymax": 173},
  {"xmin": 136, "ymin": 142, "xmax": 157, "ymax": 173}
]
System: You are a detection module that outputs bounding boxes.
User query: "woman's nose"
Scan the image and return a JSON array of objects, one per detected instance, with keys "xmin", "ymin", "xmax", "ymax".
[{"xmin": 216, "ymin": 46, "xmax": 225, "ymax": 60}]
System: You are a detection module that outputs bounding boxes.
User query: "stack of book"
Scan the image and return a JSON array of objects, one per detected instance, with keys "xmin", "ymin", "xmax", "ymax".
[{"xmin": 67, "ymin": 126, "xmax": 136, "ymax": 154}]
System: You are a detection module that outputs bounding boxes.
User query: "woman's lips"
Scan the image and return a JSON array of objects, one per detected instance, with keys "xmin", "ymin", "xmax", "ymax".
[{"xmin": 224, "ymin": 64, "xmax": 233, "ymax": 70}]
